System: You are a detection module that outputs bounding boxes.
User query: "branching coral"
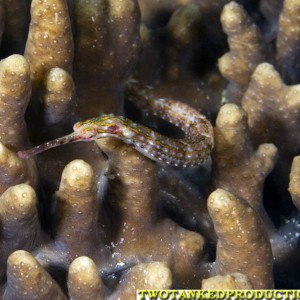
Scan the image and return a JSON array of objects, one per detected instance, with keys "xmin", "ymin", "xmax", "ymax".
[
  {"xmin": 41, "ymin": 67, "xmax": 75, "ymax": 126},
  {"xmin": 0, "ymin": 1, "xmax": 5, "ymax": 49},
  {"xmin": 4, "ymin": 250, "xmax": 66, "ymax": 300},
  {"xmin": 68, "ymin": 256, "xmax": 105, "ymax": 300},
  {"xmin": 289, "ymin": 156, "xmax": 300, "ymax": 211},
  {"xmin": 0, "ymin": 0, "xmax": 299, "ymax": 298},
  {"xmin": 36, "ymin": 159, "xmax": 108, "ymax": 268},
  {"xmin": 0, "ymin": 184, "xmax": 41, "ymax": 282},
  {"xmin": 276, "ymin": 0, "xmax": 300, "ymax": 84},
  {"xmin": 0, "ymin": 54, "xmax": 32, "ymax": 150},
  {"xmin": 24, "ymin": 0, "xmax": 73, "ymax": 88},
  {"xmin": 242, "ymin": 63, "xmax": 300, "ymax": 155},
  {"xmin": 96, "ymin": 138, "xmax": 205, "ymax": 287},
  {"xmin": 0, "ymin": 54, "xmax": 37, "ymax": 191},
  {"xmin": 218, "ymin": 0, "xmax": 300, "ymax": 288},
  {"xmin": 218, "ymin": 1, "xmax": 265, "ymax": 103},
  {"xmin": 212, "ymin": 103, "xmax": 278, "ymax": 227},
  {"xmin": 241, "ymin": 62, "xmax": 300, "ymax": 206},
  {"xmin": 207, "ymin": 189, "xmax": 274, "ymax": 289},
  {"xmin": 134, "ymin": 0, "xmax": 227, "ymax": 114},
  {"xmin": 72, "ymin": 0, "xmax": 141, "ymax": 117}
]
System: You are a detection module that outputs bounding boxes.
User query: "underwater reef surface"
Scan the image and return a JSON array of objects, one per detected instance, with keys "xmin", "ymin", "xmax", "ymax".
[{"xmin": 0, "ymin": 0, "xmax": 299, "ymax": 298}]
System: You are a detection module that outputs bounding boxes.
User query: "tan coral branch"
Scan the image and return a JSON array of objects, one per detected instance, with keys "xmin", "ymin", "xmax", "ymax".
[
  {"xmin": 0, "ymin": 54, "xmax": 32, "ymax": 150},
  {"xmin": 41, "ymin": 67, "xmax": 75, "ymax": 125},
  {"xmin": 207, "ymin": 189, "xmax": 273, "ymax": 289},
  {"xmin": 4, "ymin": 250, "xmax": 67, "ymax": 300},
  {"xmin": 0, "ymin": 143, "xmax": 37, "ymax": 194},
  {"xmin": 68, "ymin": 256, "xmax": 105, "ymax": 300},
  {"xmin": 219, "ymin": 1, "xmax": 265, "ymax": 103},
  {"xmin": 24, "ymin": 0, "xmax": 73, "ymax": 88},
  {"xmin": 276, "ymin": 0, "xmax": 300, "ymax": 84},
  {"xmin": 289, "ymin": 156, "xmax": 300, "ymax": 211},
  {"xmin": 0, "ymin": 184, "xmax": 41, "ymax": 280},
  {"xmin": 212, "ymin": 103, "xmax": 277, "ymax": 226}
]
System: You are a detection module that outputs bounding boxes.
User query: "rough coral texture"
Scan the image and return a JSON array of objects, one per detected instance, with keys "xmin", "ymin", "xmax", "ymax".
[
  {"xmin": 0, "ymin": 0, "xmax": 299, "ymax": 298},
  {"xmin": 0, "ymin": 54, "xmax": 31, "ymax": 150},
  {"xmin": 207, "ymin": 189, "xmax": 273, "ymax": 289},
  {"xmin": 218, "ymin": 1, "xmax": 266, "ymax": 103},
  {"xmin": 212, "ymin": 103, "xmax": 278, "ymax": 228},
  {"xmin": 24, "ymin": 0, "xmax": 73, "ymax": 88},
  {"xmin": 276, "ymin": 0, "xmax": 300, "ymax": 84},
  {"xmin": 72, "ymin": 0, "xmax": 141, "ymax": 117},
  {"xmin": 41, "ymin": 67, "xmax": 75, "ymax": 125},
  {"xmin": 4, "ymin": 250, "xmax": 66, "ymax": 300},
  {"xmin": 241, "ymin": 63, "xmax": 300, "ymax": 208},
  {"xmin": 96, "ymin": 138, "xmax": 205, "ymax": 287},
  {"xmin": 289, "ymin": 156, "xmax": 300, "ymax": 211}
]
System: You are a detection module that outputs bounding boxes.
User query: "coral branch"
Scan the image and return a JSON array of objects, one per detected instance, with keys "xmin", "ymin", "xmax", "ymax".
[
  {"xmin": 276, "ymin": 0, "xmax": 300, "ymax": 84},
  {"xmin": 0, "ymin": 55, "xmax": 32, "ymax": 150},
  {"xmin": 73, "ymin": 0, "xmax": 140, "ymax": 117},
  {"xmin": 207, "ymin": 189, "xmax": 274, "ymax": 289},
  {"xmin": 24, "ymin": 0, "xmax": 73, "ymax": 88},
  {"xmin": 212, "ymin": 103, "xmax": 278, "ymax": 226},
  {"xmin": 219, "ymin": 1, "xmax": 265, "ymax": 103},
  {"xmin": 41, "ymin": 67, "xmax": 75, "ymax": 125},
  {"xmin": 0, "ymin": 184, "xmax": 41, "ymax": 280},
  {"xmin": 241, "ymin": 62, "xmax": 300, "ymax": 203},
  {"xmin": 68, "ymin": 256, "xmax": 105, "ymax": 300},
  {"xmin": 4, "ymin": 250, "xmax": 67, "ymax": 300},
  {"xmin": 289, "ymin": 156, "xmax": 300, "ymax": 211},
  {"xmin": 165, "ymin": 4, "xmax": 202, "ymax": 80},
  {"xmin": 242, "ymin": 62, "xmax": 300, "ymax": 155},
  {"xmin": 111, "ymin": 262, "xmax": 172, "ymax": 300},
  {"xmin": 0, "ymin": 143, "xmax": 37, "ymax": 193},
  {"xmin": 96, "ymin": 138, "xmax": 205, "ymax": 286},
  {"xmin": 53, "ymin": 159, "xmax": 106, "ymax": 263}
]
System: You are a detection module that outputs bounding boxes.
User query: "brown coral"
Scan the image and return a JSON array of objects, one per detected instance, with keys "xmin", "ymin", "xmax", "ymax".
[
  {"xmin": 41, "ymin": 67, "xmax": 75, "ymax": 126},
  {"xmin": 24, "ymin": 0, "xmax": 73, "ymax": 88},
  {"xmin": 0, "ymin": 185, "xmax": 41, "ymax": 281},
  {"xmin": 212, "ymin": 103, "xmax": 278, "ymax": 226},
  {"xmin": 72, "ymin": 0, "xmax": 141, "ymax": 117},
  {"xmin": 0, "ymin": 54, "xmax": 32, "ymax": 150},
  {"xmin": 0, "ymin": 55, "xmax": 37, "ymax": 192},
  {"xmin": 289, "ymin": 156, "xmax": 300, "ymax": 211},
  {"xmin": 241, "ymin": 62, "xmax": 300, "ymax": 206},
  {"xmin": 4, "ymin": 250, "xmax": 66, "ymax": 300},
  {"xmin": 207, "ymin": 189, "xmax": 273, "ymax": 289},
  {"xmin": 96, "ymin": 138, "xmax": 205, "ymax": 287},
  {"xmin": 68, "ymin": 256, "xmax": 105, "ymax": 300},
  {"xmin": 276, "ymin": 0, "xmax": 300, "ymax": 84},
  {"xmin": 0, "ymin": 0, "xmax": 299, "ymax": 297},
  {"xmin": 218, "ymin": 1, "xmax": 265, "ymax": 103}
]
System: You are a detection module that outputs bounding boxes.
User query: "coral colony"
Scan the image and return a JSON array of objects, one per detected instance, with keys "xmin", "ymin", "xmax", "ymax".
[{"xmin": 0, "ymin": 0, "xmax": 299, "ymax": 299}]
